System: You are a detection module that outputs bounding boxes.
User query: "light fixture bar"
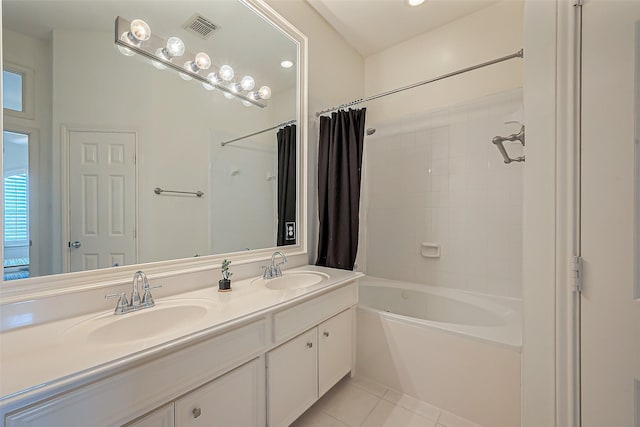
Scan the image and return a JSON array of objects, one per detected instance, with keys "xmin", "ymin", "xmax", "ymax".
[{"xmin": 114, "ymin": 16, "xmax": 266, "ymax": 108}]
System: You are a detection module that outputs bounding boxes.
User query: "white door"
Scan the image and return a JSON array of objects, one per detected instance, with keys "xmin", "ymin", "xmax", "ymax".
[
  {"xmin": 68, "ymin": 130, "xmax": 136, "ymax": 272},
  {"xmin": 581, "ymin": 1, "xmax": 640, "ymax": 426}
]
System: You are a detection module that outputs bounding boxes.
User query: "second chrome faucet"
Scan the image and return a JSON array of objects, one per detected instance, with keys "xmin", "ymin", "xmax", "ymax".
[{"xmin": 263, "ymin": 251, "xmax": 287, "ymax": 279}]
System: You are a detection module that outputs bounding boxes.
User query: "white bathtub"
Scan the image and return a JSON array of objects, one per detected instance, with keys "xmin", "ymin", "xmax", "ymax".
[{"xmin": 355, "ymin": 276, "xmax": 522, "ymax": 427}]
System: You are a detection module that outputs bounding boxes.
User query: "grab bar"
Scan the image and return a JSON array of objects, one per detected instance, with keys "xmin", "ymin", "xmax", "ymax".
[
  {"xmin": 153, "ymin": 187, "xmax": 204, "ymax": 198},
  {"xmin": 492, "ymin": 125, "xmax": 525, "ymax": 164}
]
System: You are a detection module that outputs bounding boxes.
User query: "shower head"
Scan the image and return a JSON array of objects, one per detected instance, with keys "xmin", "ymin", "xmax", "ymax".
[{"xmin": 366, "ymin": 128, "xmax": 376, "ymax": 136}]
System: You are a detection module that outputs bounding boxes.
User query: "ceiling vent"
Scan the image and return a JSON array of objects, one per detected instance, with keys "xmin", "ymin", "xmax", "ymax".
[{"xmin": 183, "ymin": 14, "xmax": 218, "ymax": 39}]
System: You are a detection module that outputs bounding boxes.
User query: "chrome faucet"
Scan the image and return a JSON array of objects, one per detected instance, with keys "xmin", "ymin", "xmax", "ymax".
[
  {"xmin": 263, "ymin": 251, "xmax": 287, "ymax": 279},
  {"xmin": 106, "ymin": 270, "xmax": 161, "ymax": 315}
]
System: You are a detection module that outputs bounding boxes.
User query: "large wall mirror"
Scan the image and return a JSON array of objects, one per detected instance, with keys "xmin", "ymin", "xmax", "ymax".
[{"xmin": 1, "ymin": 0, "xmax": 306, "ymax": 288}]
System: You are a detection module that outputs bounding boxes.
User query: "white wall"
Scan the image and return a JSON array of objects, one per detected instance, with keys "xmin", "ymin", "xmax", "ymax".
[
  {"xmin": 521, "ymin": 1, "xmax": 558, "ymax": 425},
  {"xmin": 264, "ymin": 0, "xmax": 365, "ymax": 264},
  {"xmin": 365, "ymin": 89, "xmax": 523, "ymax": 298},
  {"xmin": 365, "ymin": 1, "xmax": 523, "ymax": 126}
]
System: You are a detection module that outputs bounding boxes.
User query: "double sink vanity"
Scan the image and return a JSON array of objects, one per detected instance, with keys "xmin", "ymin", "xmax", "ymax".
[{"xmin": 0, "ymin": 264, "xmax": 362, "ymax": 426}]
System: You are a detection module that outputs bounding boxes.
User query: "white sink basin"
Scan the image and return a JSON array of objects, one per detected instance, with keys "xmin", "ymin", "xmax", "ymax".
[
  {"xmin": 66, "ymin": 299, "xmax": 213, "ymax": 345},
  {"xmin": 252, "ymin": 271, "xmax": 330, "ymax": 290}
]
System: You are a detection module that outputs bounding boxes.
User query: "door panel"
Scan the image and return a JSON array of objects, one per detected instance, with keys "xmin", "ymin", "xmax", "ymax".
[
  {"xmin": 68, "ymin": 130, "xmax": 136, "ymax": 272},
  {"xmin": 581, "ymin": 2, "xmax": 640, "ymax": 426}
]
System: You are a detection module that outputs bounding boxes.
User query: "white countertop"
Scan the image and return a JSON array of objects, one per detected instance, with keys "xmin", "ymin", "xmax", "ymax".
[{"xmin": 0, "ymin": 265, "xmax": 362, "ymax": 410}]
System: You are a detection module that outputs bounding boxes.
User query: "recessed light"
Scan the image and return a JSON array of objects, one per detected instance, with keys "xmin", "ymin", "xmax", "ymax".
[
  {"xmin": 407, "ymin": 0, "xmax": 425, "ymax": 6},
  {"xmin": 280, "ymin": 60, "xmax": 294, "ymax": 69}
]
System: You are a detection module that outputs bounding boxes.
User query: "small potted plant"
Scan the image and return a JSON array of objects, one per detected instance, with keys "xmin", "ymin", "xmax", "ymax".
[{"xmin": 218, "ymin": 259, "xmax": 233, "ymax": 292}]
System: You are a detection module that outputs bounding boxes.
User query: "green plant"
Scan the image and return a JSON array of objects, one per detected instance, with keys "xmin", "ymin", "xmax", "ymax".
[{"xmin": 221, "ymin": 259, "xmax": 233, "ymax": 281}]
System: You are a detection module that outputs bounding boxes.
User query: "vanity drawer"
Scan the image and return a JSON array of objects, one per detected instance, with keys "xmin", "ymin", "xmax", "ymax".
[{"xmin": 272, "ymin": 282, "xmax": 357, "ymax": 343}]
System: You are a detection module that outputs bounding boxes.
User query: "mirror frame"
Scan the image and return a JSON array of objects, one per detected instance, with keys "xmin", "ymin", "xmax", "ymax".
[{"xmin": 0, "ymin": 0, "xmax": 308, "ymax": 302}]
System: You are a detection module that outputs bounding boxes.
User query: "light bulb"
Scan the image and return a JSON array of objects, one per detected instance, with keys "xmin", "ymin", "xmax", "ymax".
[
  {"xmin": 130, "ymin": 19, "xmax": 151, "ymax": 42},
  {"xmin": 240, "ymin": 76, "xmax": 255, "ymax": 91},
  {"xmin": 194, "ymin": 52, "xmax": 211, "ymax": 70},
  {"xmin": 406, "ymin": 0, "xmax": 425, "ymax": 5},
  {"xmin": 152, "ymin": 48, "xmax": 167, "ymax": 69},
  {"xmin": 202, "ymin": 82, "xmax": 215, "ymax": 91},
  {"xmin": 242, "ymin": 100, "xmax": 252, "ymax": 107},
  {"xmin": 223, "ymin": 91, "xmax": 235, "ymax": 100},
  {"xmin": 258, "ymin": 86, "xmax": 272, "ymax": 100},
  {"xmin": 117, "ymin": 33, "xmax": 135, "ymax": 56},
  {"xmin": 180, "ymin": 62, "xmax": 193, "ymax": 80},
  {"xmin": 166, "ymin": 37, "xmax": 185, "ymax": 57},
  {"xmin": 207, "ymin": 72, "xmax": 222, "ymax": 85},
  {"xmin": 219, "ymin": 65, "xmax": 234, "ymax": 81}
]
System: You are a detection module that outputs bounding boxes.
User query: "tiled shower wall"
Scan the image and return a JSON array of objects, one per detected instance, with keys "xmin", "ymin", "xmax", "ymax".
[{"xmin": 363, "ymin": 89, "xmax": 523, "ymax": 298}]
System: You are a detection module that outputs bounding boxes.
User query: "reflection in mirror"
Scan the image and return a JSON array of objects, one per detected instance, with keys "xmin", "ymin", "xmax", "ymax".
[{"xmin": 2, "ymin": 0, "xmax": 299, "ymax": 281}]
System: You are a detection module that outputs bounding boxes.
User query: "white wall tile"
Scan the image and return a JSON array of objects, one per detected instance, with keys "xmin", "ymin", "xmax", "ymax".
[{"xmin": 363, "ymin": 89, "xmax": 523, "ymax": 298}]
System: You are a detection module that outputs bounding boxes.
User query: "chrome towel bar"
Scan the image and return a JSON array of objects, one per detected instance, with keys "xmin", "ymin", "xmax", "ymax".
[{"xmin": 153, "ymin": 187, "xmax": 204, "ymax": 197}]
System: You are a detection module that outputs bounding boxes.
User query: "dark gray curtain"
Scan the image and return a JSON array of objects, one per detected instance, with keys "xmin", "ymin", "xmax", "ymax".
[
  {"xmin": 316, "ymin": 108, "xmax": 366, "ymax": 270},
  {"xmin": 277, "ymin": 124, "xmax": 296, "ymax": 246}
]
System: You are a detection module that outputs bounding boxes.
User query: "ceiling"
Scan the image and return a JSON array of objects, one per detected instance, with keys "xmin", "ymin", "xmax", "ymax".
[{"xmin": 307, "ymin": 0, "xmax": 499, "ymax": 57}]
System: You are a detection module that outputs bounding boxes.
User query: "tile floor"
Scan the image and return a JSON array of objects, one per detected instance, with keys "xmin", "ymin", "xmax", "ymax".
[{"xmin": 291, "ymin": 376, "xmax": 484, "ymax": 427}]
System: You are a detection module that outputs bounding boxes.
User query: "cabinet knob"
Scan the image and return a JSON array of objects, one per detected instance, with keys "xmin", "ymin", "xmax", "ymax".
[
  {"xmin": 192, "ymin": 407, "xmax": 202, "ymax": 418},
  {"xmin": 323, "ymin": 331, "xmax": 330, "ymax": 338},
  {"xmin": 306, "ymin": 341, "xmax": 313, "ymax": 348}
]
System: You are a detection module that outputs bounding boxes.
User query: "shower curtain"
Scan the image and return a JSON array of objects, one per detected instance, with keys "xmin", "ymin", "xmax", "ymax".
[
  {"xmin": 277, "ymin": 124, "xmax": 296, "ymax": 246},
  {"xmin": 316, "ymin": 108, "xmax": 366, "ymax": 270}
]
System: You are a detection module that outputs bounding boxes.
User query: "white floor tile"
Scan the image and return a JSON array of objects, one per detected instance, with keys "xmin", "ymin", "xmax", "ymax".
[
  {"xmin": 381, "ymin": 389, "xmax": 441, "ymax": 421},
  {"xmin": 350, "ymin": 376, "xmax": 389, "ymax": 397},
  {"xmin": 437, "ymin": 410, "xmax": 484, "ymax": 427},
  {"xmin": 315, "ymin": 377, "xmax": 381, "ymax": 426},
  {"xmin": 360, "ymin": 400, "xmax": 438, "ymax": 427},
  {"xmin": 292, "ymin": 405, "xmax": 349, "ymax": 427}
]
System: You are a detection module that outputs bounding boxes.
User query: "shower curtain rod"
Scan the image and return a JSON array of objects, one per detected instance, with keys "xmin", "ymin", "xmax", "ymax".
[
  {"xmin": 315, "ymin": 49, "xmax": 524, "ymax": 117},
  {"xmin": 221, "ymin": 119, "xmax": 297, "ymax": 146}
]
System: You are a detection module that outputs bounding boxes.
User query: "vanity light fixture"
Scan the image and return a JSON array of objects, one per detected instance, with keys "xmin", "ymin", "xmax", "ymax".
[
  {"xmin": 185, "ymin": 52, "xmax": 212, "ymax": 73},
  {"xmin": 250, "ymin": 86, "xmax": 272, "ymax": 101},
  {"xmin": 154, "ymin": 36, "xmax": 186, "ymax": 69},
  {"xmin": 114, "ymin": 16, "xmax": 268, "ymax": 107},
  {"xmin": 219, "ymin": 65, "xmax": 235, "ymax": 81},
  {"xmin": 117, "ymin": 19, "xmax": 151, "ymax": 56}
]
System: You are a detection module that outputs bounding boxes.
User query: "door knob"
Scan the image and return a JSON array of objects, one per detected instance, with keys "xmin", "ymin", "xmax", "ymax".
[
  {"xmin": 192, "ymin": 407, "xmax": 202, "ymax": 418},
  {"xmin": 307, "ymin": 341, "xmax": 313, "ymax": 348},
  {"xmin": 69, "ymin": 241, "xmax": 82, "ymax": 249}
]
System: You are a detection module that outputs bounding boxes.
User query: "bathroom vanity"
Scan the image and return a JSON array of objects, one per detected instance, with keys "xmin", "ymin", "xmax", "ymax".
[{"xmin": 0, "ymin": 266, "xmax": 361, "ymax": 427}]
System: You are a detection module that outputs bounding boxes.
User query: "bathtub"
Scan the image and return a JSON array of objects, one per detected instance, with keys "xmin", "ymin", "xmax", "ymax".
[{"xmin": 355, "ymin": 276, "xmax": 522, "ymax": 427}]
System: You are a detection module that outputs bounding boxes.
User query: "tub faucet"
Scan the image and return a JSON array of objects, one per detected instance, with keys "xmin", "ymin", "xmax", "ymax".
[{"xmin": 263, "ymin": 251, "xmax": 287, "ymax": 279}]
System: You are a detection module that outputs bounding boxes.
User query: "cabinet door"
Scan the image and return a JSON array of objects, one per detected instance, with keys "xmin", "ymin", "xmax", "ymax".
[
  {"xmin": 318, "ymin": 309, "xmax": 353, "ymax": 397},
  {"xmin": 267, "ymin": 328, "xmax": 318, "ymax": 427},
  {"xmin": 175, "ymin": 358, "xmax": 264, "ymax": 427},
  {"xmin": 125, "ymin": 404, "xmax": 174, "ymax": 427}
]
